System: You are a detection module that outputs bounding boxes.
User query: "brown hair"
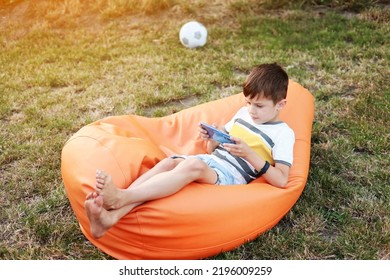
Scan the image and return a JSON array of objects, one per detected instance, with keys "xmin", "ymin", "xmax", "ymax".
[{"xmin": 243, "ymin": 63, "xmax": 289, "ymax": 104}]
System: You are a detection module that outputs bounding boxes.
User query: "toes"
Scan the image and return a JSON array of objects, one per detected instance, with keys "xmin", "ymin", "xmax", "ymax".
[
  {"xmin": 95, "ymin": 170, "xmax": 106, "ymax": 189},
  {"xmin": 86, "ymin": 192, "xmax": 94, "ymax": 200},
  {"xmin": 95, "ymin": 195, "xmax": 104, "ymax": 207},
  {"xmin": 86, "ymin": 192, "xmax": 99, "ymax": 200},
  {"xmin": 95, "ymin": 186, "xmax": 102, "ymax": 196},
  {"xmin": 96, "ymin": 169, "xmax": 107, "ymax": 180},
  {"xmin": 96, "ymin": 178, "xmax": 105, "ymax": 187}
]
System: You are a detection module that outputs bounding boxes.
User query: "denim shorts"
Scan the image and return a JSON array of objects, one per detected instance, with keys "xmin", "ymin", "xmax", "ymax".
[{"xmin": 172, "ymin": 154, "xmax": 246, "ymax": 186}]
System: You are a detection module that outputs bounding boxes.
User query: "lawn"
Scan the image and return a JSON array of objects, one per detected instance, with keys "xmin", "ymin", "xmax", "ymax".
[{"xmin": 0, "ymin": 0, "xmax": 389, "ymax": 259}]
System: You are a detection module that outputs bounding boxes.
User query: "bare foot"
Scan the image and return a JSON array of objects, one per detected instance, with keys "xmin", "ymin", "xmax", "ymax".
[
  {"xmin": 95, "ymin": 170, "xmax": 124, "ymax": 210},
  {"xmin": 84, "ymin": 192, "xmax": 117, "ymax": 239}
]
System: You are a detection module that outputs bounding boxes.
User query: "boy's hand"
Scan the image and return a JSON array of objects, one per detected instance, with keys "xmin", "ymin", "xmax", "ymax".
[
  {"xmin": 198, "ymin": 123, "xmax": 209, "ymax": 141},
  {"xmin": 223, "ymin": 137, "xmax": 254, "ymax": 158},
  {"xmin": 198, "ymin": 122, "xmax": 219, "ymax": 142},
  {"xmin": 199, "ymin": 122, "xmax": 220, "ymax": 154}
]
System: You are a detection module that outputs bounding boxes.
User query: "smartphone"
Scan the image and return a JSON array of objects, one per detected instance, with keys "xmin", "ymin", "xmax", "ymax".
[{"xmin": 200, "ymin": 122, "xmax": 235, "ymax": 144}]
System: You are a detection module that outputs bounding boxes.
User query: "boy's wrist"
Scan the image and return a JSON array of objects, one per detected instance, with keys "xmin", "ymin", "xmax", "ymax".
[
  {"xmin": 243, "ymin": 151, "xmax": 258, "ymax": 164},
  {"xmin": 244, "ymin": 153, "xmax": 270, "ymax": 176},
  {"xmin": 207, "ymin": 140, "xmax": 219, "ymax": 152},
  {"xmin": 257, "ymin": 161, "xmax": 270, "ymax": 176}
]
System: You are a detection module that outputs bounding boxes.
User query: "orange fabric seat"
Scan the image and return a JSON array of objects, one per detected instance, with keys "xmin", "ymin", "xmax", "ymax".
[{"xmin": 61, "ymin": 80, "xmax": 314, "ymax": 259}]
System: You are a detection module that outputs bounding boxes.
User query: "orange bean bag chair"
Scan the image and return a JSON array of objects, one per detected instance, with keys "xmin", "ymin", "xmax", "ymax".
[{"xmin": 61, "ymin": 80, "xmax": 314, "ymax": 260}]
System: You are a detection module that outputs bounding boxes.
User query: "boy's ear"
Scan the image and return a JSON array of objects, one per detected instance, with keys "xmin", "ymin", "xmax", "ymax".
[{"xmin": 277, "ymin": 99, "xmax": 287, "ymax": 110}]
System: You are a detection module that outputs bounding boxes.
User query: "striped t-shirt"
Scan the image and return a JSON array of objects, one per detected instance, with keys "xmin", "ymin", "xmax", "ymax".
[{"xmin": 212, "ymin": 107, "xmax": 295, "ymax": 183}]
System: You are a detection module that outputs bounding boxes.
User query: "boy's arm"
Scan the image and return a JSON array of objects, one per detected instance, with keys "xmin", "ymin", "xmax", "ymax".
[
  {"xmin": 224, "ymin": 137, "xmax": 290, "ymax": 188},
  {"xmin": 245, "ymin": 153, "xmax": 290, "ymax": 188},
  {"xmin": 206, "ymin": 140, "xmax": 219, "ymax": 154}
]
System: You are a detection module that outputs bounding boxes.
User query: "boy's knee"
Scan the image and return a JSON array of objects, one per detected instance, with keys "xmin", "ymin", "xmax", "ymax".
[
  {"xmin": 182, "ymin": 157, "xmax": 207, "ymax": 175},
  {"xmin": 158, "ymin": 157, "xmax": 180, "ymax": 171}
]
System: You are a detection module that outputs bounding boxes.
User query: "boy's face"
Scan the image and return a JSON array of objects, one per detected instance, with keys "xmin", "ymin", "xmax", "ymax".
[{"xmin": 245, "ymin": 95, "xmax": 286, "ymax": 124}]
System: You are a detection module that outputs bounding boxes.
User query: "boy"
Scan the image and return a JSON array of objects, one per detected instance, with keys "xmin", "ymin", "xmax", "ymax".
[{"xmin": 85, "ymin": 63, "xmax": 295, "ymax": 239}]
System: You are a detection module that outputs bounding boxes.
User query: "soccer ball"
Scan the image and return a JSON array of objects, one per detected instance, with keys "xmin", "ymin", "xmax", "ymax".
[{"xmin": 179, "ymin": 21, "xmax": 207, "ymax": 49}]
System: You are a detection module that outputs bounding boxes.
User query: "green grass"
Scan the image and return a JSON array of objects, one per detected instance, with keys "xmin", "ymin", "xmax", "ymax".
[{"xmin": 0, "ymin": 0, "xmax": 389, "ymax": 259}]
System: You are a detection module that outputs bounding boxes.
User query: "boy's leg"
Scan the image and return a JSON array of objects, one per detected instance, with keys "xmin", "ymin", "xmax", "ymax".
[
  {"xmin": 96, "ymin": 157, "xmax": 183, "ymax": 209},
  {"xmin": 128, "ymin": 157, "xmax": 184, "ymax": 188},
  {"xmin": 86, "ymin": 157, "xmax": 184, "ymax": 238},
  {"xmin": 85, "ymin": 192, "xmax": 141, "ymax": 239},
  {"xmin": 86, "ymin": 157, "xmax": 217, "ymax": 239},
  {"xmin": 97, "ymin": 157, "xmax": 217, "ymax": 209}
]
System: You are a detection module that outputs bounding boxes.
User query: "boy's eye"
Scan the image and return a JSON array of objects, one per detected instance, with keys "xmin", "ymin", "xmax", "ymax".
[{"xmin": 246, "ymin": 101, "xmax": 263, "ymax": 108}]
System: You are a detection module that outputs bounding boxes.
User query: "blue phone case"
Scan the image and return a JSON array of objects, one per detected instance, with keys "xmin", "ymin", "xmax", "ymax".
[{"xmin": 200, "ymin": 123, "xmax": 235, "ymax": 144}]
